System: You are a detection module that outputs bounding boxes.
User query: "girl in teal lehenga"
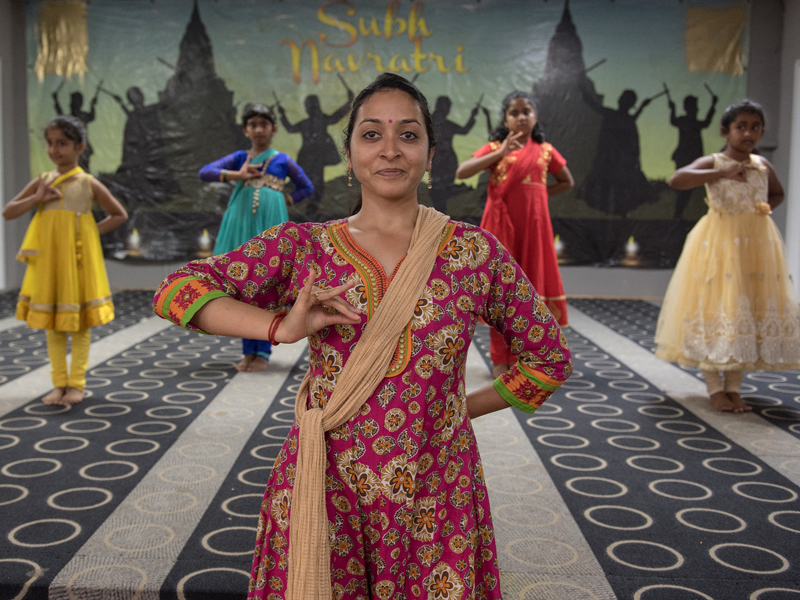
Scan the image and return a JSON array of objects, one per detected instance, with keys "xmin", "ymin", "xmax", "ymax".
[{"xmin": 198, "ymin": 103, "xmax": 313, "ymax": 371}]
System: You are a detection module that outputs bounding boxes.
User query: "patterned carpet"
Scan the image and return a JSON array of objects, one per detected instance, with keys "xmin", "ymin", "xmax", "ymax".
[{"xmin": 1, "ymin": 293, "xmax": 799, "ymax": 599}]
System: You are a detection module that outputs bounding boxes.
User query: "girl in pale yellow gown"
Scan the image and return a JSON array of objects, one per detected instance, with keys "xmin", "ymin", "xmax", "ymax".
[
  {"xmin": 655, "ymin": 100, "xmax": 800, "ymax": 413},
  {"xmin": 3, "ymin": 116, "xmax": 128, "ymax": 406}
]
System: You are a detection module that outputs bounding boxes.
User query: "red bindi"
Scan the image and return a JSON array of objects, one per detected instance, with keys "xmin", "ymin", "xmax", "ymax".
[{"xmin": 389, "ymin": 119, "xmax": 392, "ymax": 123}]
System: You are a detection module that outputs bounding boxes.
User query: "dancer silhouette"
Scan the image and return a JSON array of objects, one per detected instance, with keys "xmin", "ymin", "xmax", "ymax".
[
  {"xmin": 277, "ymin": 76, "xmax": 353, "ymax": 220},
  {"xmin": 107, "ymin": 86, "xmax": 180, "ymax": 204},
  {"xmin": 430, "ymin": 96, "xmax": 478, "ymax": 211},
  {"xmin": 579, "ymin": 87, "xmax": 657, "ymax": 216},
  {"xmin": 666, "ymin": 86, "xmax": 718, "ymax": 218},
  {"xmin": 53, "ymin": 81, "xmax": 102, "ymax": 171}
]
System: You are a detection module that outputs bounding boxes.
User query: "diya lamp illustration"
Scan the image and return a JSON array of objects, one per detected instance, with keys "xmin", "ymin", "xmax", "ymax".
[
  {"xmin": 126, "ymin": 228, "xmax": 143, "ymax": 257},
  {"xmin": 620, "ymin": 235, "xmax": 641, "ymax": 266},
  {"xmin": 197, "ymin": 229, "xmax": 213, "ymax": 258},
  {"xmin": 554, "ymin": 234, "xmax": 567, "ymax": 264}
]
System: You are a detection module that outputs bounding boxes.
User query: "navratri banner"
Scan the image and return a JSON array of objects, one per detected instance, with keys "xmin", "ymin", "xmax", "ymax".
[{"xmin": 25, "ymin": 0, "xmax": 749, "ymax": 267}]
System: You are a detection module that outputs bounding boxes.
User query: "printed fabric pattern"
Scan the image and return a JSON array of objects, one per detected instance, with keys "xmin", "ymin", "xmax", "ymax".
[{"xmin": 153, "ymin": 219, "xmax": 572, "ymax": 600}]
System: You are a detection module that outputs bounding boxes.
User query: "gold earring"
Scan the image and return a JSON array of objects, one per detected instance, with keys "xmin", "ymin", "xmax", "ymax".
[
  {"xmin": 348, "ymin": 168, "xmax": 352, "ymax": 187},
  {"xmin": 427, "ymin": 171, "xmax": 432, "ymax": 189}
]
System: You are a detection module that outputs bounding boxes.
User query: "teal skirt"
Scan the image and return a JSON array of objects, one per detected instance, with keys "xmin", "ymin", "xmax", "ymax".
[{"xmin": 214, "ymin": 185, "xmax": 288, "ymax": 255}]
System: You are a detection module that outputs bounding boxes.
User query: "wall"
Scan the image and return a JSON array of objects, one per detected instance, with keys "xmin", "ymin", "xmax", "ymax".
[
  {"xmin": 775, "ymin": 0, "xmax": 800, "ymax": 295},
  {"xmin": 1, "ymin": 0, "xmax": 796, "ymax": 298},
  {"xmin": 747, "ymin": 0, "xmax": 784, "ymax": 230},
  {"xmin": 1, "ymin": 0, "xmax": 29, "ymax": 289}
]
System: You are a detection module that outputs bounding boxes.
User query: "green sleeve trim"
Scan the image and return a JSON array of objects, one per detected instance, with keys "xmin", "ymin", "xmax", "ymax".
[
  {"xmin": 493, "ymin": 378, "xmax": 538, "ymax": 414},
  {"xmin": 179, "ymin": 289, "xmax": 228, "ymax": 330},
  {"xmin": 160, "ymin": 279, "xmax": 187, "ymax": 320}
]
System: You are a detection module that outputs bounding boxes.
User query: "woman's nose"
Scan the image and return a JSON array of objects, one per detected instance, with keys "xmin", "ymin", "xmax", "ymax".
[{"xmin": 381, "ymin": 138, "xmax": 400, "ymax": 158}]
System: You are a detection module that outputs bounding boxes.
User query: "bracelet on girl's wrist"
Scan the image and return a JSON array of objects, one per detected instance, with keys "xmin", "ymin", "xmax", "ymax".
[{"xmin": 221, "ymin": 169, "xmax": 228, "ymax": 183}]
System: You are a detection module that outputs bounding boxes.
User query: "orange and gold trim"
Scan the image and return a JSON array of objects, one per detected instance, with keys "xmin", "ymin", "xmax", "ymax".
[
  {"xmin": 494, "ymin": 361, "xmax": 564, "ymax": 413},
  {"xmin": 155, "ymin": 276, "xmax": 228, "ymax": 331}
]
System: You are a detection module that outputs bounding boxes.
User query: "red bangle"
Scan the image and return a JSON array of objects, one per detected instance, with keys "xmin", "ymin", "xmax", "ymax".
[{"xmin": 268, "ymin": 311, "xmax": 287, "ymax": 345}]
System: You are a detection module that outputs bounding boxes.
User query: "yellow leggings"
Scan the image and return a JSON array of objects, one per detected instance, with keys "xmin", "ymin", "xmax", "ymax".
[{"xmin": 46, "ymin": 329, "xmax": 91, "ymax": 390}]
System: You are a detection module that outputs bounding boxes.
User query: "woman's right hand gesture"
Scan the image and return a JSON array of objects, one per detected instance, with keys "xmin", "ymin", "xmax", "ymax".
[
  {"xmin": 275, "ymin": 268, "xmax": 362, "ymax": 343},
  {"xmin": 229, "ymin": 156, "xmax": 263, "ymax": 181}
]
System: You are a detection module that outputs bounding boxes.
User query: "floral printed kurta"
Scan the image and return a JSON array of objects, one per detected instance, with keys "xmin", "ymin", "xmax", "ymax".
[{"xmin": 153, "ymin": 218, "xmax": 572, "ymax": 600}]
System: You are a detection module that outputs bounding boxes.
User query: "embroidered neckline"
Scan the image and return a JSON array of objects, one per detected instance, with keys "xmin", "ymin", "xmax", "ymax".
[
  {"xmin": 327, "ymin": 221, "xmax": 405, "ymax": 320},
  {"xmin": 326, "ymin": 218, "xmax": 457, "ymax": 378}
]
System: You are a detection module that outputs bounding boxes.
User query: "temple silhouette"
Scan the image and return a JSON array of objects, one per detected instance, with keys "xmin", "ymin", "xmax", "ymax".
[
  {"xmin": 99, "ymin": 0, "xmax": 247, "ymax": 260},
  {"xmin": 158, "ymin": 0, "xmax": 247, "ymax": 202},
  {"xmin": 531, "ymin": 0, "xmax": 603, "ymax": 219}
]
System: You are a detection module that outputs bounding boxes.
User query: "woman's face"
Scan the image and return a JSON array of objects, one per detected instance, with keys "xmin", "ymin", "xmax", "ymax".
[
  {"xmin": 347, "ymin": 89, "xmax": 433, "ymax": 204},
  {"xmin": 503, "ymin": 97, "xmax": 537, "ymax": 139}
]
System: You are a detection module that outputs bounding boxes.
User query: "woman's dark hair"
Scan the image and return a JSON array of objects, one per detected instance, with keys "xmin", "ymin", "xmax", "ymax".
[
  {"xmin": 343, "ymin": 73, "xmax": 436, "ymax": 214},
  {"xmin": 241, "ymin": 103, "xmax": 276, "ymax": 127},
  {"xmin": 489, "ymin": 91, "xmax": 545, "ymax": 144},
  {"xmin": 44, "ymin": 115, "xmax": 86, "ymax": 145},
  {"xmin": 720, "ymin": 98, "xmax": 765, "ymax": 132}
]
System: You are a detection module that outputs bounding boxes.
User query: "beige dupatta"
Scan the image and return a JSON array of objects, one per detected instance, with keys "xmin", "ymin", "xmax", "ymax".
[{"xmin": 287, "ymin": 205, "xmax": 450, "ymax": 600}]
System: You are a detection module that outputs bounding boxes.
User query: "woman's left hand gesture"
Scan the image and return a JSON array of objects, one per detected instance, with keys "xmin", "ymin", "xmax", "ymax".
[{"xmin": 275, "ymin": 268, "xmax": 361, "ymax": 343}]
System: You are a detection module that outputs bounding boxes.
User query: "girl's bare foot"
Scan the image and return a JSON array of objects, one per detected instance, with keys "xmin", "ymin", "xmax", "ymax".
[
  {"xmin": 709, "ymin": 391, "xmax": 733, "ymax": 412},
  {"xmin": 236, "ymin": 355, "xmax": 255, "ymax": 372},
  {"xmin": 42, "ymin": 387, "xmax": 66, "ymax": 405},
  {"xmin": 491, "ymin": 363, "xmax": 509, "ymax": 378},
  {"xmin": 247, "ymin": 356, "xmax": 270, "ymax": 372},
  {"xmin": 62, "ymin": 387, "xmax": 84, "ymax": 405},
  {"xmin": 727, "ymin": 392, "xmax": 752, "ymax": 413}
]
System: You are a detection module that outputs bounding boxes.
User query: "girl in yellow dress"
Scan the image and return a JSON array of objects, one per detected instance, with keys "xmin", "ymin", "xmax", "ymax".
[
  {"xmin": 3, "ymin": 116, "xmax": 128, "ymax": 406},
  {"xmin": 655, "ymin": 100, "xmax": 800, "ymax": 413}
]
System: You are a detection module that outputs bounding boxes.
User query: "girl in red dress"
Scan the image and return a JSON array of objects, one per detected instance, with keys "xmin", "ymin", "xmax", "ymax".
[{"xmin": 457, "ymin": 91, "xmax": 573, "ymax": 376}]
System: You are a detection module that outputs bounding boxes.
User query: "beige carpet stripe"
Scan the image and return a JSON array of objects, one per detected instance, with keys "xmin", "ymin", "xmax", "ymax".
[
  {"xmin": 568, "ymin": 305, "xmax": 800, "ymax": 489},
  {"xmin": 48, "ymin": 338, "xmax": 308, "ymax": 600},
  {"xmin": 0, "ymin": 316, "xmax": 172, "ymax": 419},
  {"xmin": 466, "ymin": 342, "xmax": 617, "ymax": 600},
  {"xmin": 0, "ymin": 316, "xmax": 21, "ymax": 332}
]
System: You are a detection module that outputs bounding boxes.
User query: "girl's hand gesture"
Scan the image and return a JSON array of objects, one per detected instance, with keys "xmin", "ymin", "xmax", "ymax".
[
  {"xmin": 499, "ymin": 131, "xmax": 525, "ymax": 157},
  {"xmin": 275, "ymin": 268, "xmax": 361, "ymax": 344},
  {"xmin": 34, "ymin": 176, "xmax": 63, "ymax": 203},
  {"xmin": 3, "ymin": 175, "xmax": 61, "ymax": 221},
  {"xmin": 230, "ymin": 156, "xmax": 263, "ymax": 181},
  {"xmin": 721, "ymin": 161, "xmax": 749, "ymax": 183}
]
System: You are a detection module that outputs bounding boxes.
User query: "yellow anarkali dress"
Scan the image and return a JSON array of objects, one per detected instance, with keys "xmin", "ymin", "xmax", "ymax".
[
  {"xmin": 655, "ymin": 153, "xmax": 800, "ymax": 371},
  {"xmin": 16, "ymin": 170, "xmax": 114, "ymax": 331}
]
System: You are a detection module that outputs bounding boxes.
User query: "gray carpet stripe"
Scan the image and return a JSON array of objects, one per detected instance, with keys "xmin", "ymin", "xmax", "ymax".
[
  {"xmin": 48, "ymin": 338, "xmax": 308, "ymax": 600},
  {"xmin": 0, "ymin": 316, "xmax": 172, "ymax": 419},
  {"xmin": 568, "ymin": 305, "xmax": 800, "ymax": 489},
  {"xmin": 466, "ymin": 345, "xmax": 617, "ymax": 599}
]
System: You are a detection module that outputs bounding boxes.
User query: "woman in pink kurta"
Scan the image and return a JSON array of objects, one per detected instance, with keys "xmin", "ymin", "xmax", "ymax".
[{"xmin": 153, "ymin": 74, "xmax": 571, "ymax": 600}]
